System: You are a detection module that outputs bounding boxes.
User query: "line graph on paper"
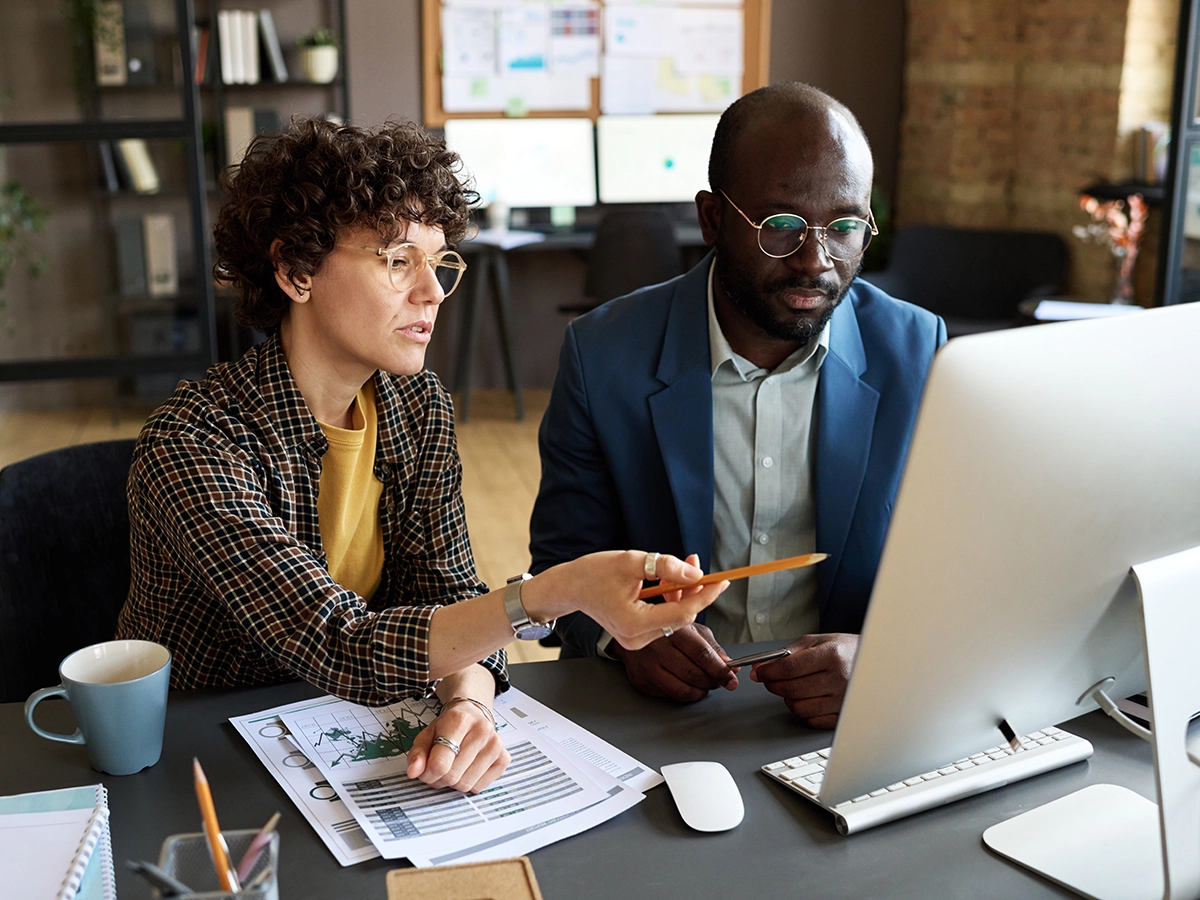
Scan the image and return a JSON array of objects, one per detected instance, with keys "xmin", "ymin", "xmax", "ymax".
[{"xmin": 287, "ymin": 698, "xmax": 441, "ymax": 769}]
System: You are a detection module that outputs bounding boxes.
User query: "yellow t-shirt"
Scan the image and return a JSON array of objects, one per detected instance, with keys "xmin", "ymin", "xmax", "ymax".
[{"xmin": 316, "ymin": 382, "xmax": 385, "ymax": 600}]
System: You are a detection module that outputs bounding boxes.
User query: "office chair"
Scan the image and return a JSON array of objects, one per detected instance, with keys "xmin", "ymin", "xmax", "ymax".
[
  {"xmin": 861, "ymin": 225, "xmax": 1069, "ymax": 338},
  {"xmin": 0, "ymin": 439, "xmax": 137, "ymax": 703},
  {"xmin": 559, "ymin": 209, "xmax": 684, "ymax": 317}
]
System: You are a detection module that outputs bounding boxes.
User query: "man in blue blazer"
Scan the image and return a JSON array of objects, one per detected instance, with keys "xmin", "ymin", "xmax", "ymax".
[{"xmin": 529, "ymin": 83, "xmax": 946, "ymax": 727}]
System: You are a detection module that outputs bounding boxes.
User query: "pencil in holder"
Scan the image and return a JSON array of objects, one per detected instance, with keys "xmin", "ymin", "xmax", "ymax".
[{"xmin": 157, "ymin": 829, "xmax": 279, "ymax": 900}]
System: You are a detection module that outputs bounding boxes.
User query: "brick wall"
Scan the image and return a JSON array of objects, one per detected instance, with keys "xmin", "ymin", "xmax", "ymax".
[{"xmin": 896, "ymin": 0, "xmax": 1177, "ymax": 303}]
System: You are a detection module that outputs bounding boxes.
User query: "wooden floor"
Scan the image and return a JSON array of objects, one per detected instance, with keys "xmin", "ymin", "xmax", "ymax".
[{"xmin": 0, "ymin": 388, "xmax": 560, "ymax": 665}]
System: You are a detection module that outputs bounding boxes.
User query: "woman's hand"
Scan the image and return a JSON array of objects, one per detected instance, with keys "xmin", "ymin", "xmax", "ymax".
[
  {"xmin": 406, "ymin": 669, "xmax": 509, "ymax": 793},
  {"xmin": 522, "ymin": 550, "xmax": 729, "ymax": 652}
]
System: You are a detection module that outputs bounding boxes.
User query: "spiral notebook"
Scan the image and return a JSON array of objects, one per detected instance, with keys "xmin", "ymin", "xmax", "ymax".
[{"xmin": 0, "ymin": 784, "xmax": 115, "ymax": 900}]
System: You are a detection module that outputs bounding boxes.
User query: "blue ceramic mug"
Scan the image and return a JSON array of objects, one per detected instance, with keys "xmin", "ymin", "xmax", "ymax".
[{"xmin": 24, "ymin": 639, "xmax": 171, "ymax": 776}]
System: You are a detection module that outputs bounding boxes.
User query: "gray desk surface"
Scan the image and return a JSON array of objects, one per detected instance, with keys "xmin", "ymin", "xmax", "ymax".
[{"xmin": 2, "ymin": 652, "xmax": 1154, "ymax": 899}]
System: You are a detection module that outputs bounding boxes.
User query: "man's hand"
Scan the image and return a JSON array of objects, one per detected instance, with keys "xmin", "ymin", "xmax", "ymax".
[
  {"xmin": 749, "ymin": 633, "xmax": 859, "ymax": 728},
  {"xmin": 611, "ymin": 623, "xmax": 738, "ymax": 702}
]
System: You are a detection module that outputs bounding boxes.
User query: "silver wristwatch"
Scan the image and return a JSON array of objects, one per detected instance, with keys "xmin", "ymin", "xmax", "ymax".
[{"xmin": 504, "ymin": 573, "xmax": 555, "ymax": 640}]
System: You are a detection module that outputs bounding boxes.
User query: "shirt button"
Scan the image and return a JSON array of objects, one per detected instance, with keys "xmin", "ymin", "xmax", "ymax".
[
  {"xmin": 757, "ymin": 533, "xmax": 769, "ymax": 545},
  {"xmin": 762, "ymin": 457, "xmax": 774, "ymax": 468},
  {"xmin": 755, "ymin": 613, "xmax": 766, "ymax": 625}
]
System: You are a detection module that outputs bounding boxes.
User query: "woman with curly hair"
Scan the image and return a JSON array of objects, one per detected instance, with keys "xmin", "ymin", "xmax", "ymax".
[{"xmin": 116, "ymin": 118, "xmax": 725, "ymax": 793}]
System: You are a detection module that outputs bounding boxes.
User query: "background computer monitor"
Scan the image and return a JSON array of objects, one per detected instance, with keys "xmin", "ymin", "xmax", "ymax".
[
  {"xmin": 596, "ymin": 114, "xmax": 720, "ymax": 204},
  {"xmin": 443, "ymin": 118, "xmax": 597, "ymax": 209},
  {"xmin": 819, "ymin": 303, "xmax": 1200, "ymax": 806}
]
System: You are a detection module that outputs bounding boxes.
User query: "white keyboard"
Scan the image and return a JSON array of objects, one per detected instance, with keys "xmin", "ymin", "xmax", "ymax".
[{"xmin": 760, "ymin": 725, "xmax": 1093, "ymax": 835}]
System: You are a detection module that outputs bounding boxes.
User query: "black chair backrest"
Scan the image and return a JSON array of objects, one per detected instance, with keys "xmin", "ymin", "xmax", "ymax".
[
  {"xmin": 0, "ymin": 439, "xmax": 137, "ymax": 702},
  {"xmin": 872, "ymin": 225, "xmax": 1069, "ymax": 320},
  {"xmin": 583, "ymin": 209, "xmax": 684, "ymax": 305}
]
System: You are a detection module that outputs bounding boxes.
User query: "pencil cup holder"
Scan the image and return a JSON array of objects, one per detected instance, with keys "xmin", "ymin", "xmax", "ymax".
[{"xmin": 157, "ymin": 829, "xmax": 279, "ymax": 900}]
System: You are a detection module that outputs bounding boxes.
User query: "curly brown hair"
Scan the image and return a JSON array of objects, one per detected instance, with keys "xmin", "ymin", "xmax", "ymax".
[{"xmin": 213, "ymin": 117, "xmax": 478, "ymax": 334}]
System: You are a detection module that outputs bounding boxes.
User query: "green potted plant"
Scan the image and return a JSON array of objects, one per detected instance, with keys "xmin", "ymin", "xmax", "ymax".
[
  {"xmin": 296, "ymin": 28, "xmax": 339, "ymax": 84},
  {"xmin": 0, "ymin": 179, "xmax": 48, "ymax": 332}
]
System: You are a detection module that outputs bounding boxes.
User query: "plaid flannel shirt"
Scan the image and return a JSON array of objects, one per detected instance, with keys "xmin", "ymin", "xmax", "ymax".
[{"xmin": 115, "ymin": 334, "xmax": 507, "ymax": 704}]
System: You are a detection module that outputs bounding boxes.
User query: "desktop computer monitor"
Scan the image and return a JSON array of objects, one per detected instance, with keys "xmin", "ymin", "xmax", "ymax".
[
  {"xmin": 819, "ymin": 302, "xmax": 1200, "ymax": 808},
  {"xmin": 596, "ymin": 114, "xmax": 720, "ymax": 204},
  {"xmin": 442, "ymin": 118, "xmax": 597, "ymax": 210}
]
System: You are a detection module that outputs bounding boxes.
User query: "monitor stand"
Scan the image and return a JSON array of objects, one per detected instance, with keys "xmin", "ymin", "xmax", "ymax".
[{"xmin": 982, "ymin": 544, "xmax": 1200, "ymax": 900}]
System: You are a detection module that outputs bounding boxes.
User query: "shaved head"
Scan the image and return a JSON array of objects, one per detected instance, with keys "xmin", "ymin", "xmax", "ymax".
[{"xmin": 708, "ymin": 82, "xmax": 871, "ymax": 192}]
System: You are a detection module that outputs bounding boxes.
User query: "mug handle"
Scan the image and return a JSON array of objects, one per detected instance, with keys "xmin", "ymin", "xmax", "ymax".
[{"xmin": 24, "ymin": 685, "xmax": 85, "ymax": 744}]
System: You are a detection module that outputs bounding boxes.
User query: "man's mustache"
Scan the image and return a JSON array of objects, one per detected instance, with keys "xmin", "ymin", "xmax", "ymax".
[{"xmin": 768, "ymin": 276, "xmax": 839, "ymax": 296}]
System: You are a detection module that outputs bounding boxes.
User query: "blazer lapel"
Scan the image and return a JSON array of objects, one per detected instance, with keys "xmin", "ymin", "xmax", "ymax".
[
  {"xmin": 648, "ymin": 259, "xmax": 716, "ymax": 568},
  {"xmin": 815, "ymin": 295, "xmax": 880, "ymax": 608}
]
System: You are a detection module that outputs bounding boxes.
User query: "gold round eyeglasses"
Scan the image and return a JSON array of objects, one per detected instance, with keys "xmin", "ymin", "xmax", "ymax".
[
  {"xmin": 345, "ymin": 243, "xmax": 468, "ymax": 296},
  {"xmin": 719, "ymin": 190, "xmax": 877, "ymax": 261}
]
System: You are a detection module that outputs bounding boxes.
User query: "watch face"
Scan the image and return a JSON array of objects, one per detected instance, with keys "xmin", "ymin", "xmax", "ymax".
[{"xmin": 514, "ymin": 622, "xmax": 554, "ymax": 641}]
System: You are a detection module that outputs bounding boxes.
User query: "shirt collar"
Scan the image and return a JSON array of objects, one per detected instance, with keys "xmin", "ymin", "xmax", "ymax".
[{"xmin": 706, "ymin": 258, "xmax": 830, "ymax": 381}]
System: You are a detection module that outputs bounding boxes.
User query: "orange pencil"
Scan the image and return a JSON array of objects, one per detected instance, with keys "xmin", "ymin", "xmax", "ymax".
[
  {"xmin": 638, "ymin": 552, "xmax": 829, "ymax": 599},
  {"xmin": 193, "ymin": 757, "xmax": 240, "ymax": 892}
]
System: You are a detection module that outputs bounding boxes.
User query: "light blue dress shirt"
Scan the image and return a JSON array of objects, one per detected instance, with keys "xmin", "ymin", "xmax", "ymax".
[{"xmin": 706, "ymin": 261, "xmax": 829, "ymax": 645}]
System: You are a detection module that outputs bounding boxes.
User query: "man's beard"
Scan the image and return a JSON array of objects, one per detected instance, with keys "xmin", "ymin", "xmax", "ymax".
[{"xmin": 717, "ymin": 256, "xmax": 860, "ymax": 344}]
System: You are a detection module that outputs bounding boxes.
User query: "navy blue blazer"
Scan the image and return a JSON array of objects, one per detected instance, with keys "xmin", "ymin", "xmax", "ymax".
[{"xmin": 530, "ymin": 254, "xmax": 947, "ymax": 657}]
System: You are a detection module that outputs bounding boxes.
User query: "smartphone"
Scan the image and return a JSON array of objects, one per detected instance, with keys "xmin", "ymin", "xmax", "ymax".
[{"xmin": 724, "ymin": 647, "xmax": 790, "ymax": 668}]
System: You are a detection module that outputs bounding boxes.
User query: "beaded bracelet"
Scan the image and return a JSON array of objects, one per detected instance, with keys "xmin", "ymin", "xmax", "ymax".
[{"xmin": 442, "ymin": 696, "xmax": 497, "ymax": 727}]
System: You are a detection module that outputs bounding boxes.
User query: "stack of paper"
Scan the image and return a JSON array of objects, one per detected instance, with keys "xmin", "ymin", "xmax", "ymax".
[{"xmin": 231, "ymin": 687, "xmax": 659, "ymax": 867}]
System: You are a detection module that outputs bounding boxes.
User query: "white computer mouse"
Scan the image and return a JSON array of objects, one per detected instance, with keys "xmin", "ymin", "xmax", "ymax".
[{"xmin": 661, "ymin": 761, "xmax": 745, "ymax": 832}]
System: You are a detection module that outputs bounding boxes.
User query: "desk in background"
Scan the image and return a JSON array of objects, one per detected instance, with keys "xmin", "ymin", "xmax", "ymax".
[
  {"xmin": 454, "ymin": 224, "xmax": 706, "ymax": 422},
  {"xmin": 1, "ymin": 651, "xmax": 1149, "ymax": 899}
]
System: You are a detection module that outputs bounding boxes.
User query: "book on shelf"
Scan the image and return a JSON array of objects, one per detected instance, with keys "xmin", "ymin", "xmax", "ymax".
[
  {"xmin": 220, "ymin": 9, "xmax": 246, "ymax": 84},
  {"xmin": 193, "ymin": 26, "xmax": 211, "ymax": 84},
  {"xmin": 241, "ymin": 9, "xmax": 261, "ymax": 85},
  {"xmin": 0, "ymin": 784, "xmax": 115, "ymax": 900},
  {"xmin": 1134, "ymin": 121, "xmax": 1170, "ymax": 185},
  {"xmin": 123, "ymin": 0, "xmax": 157, "ymax": 86},
  {"xmin": 217, "ymin": 10, "xmax": 236, "ymax": 85},
  {"xmin": 114, "ymin": 218, "xmax": 148, "ymax": 295},
  {"xmin": 115, "ymin": 139, "xmax": 160, "ymax": 194},
  {"xmin": 97, "ymin": 141, "xmax": 121, "ymax": 192},
  {"xmin": 258, "ymin": 9, "xmax": 289, "ymax": 82},
  {"xmin": 224, "ymin": 106, "xmax": 283, "ymax": 167},
  {"xmin": 143, "ymin": 213, "xmax": 179, "ymax": 297},
  {"xmin": 93, "ymin": 0, "xmax": 126, "ymax": 86}
]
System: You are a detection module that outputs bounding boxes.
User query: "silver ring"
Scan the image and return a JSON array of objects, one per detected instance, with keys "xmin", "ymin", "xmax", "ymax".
[
  {"xmin": 434, "ymin": 735, "xmax": 462, "ymax": 756},
  {"xmin": 662, "ymin": 626, "xmax": 674, "ymax": 638},
  {"xmin": 644, "ymin": 551, "xmax": 660, "ymax": 580}
]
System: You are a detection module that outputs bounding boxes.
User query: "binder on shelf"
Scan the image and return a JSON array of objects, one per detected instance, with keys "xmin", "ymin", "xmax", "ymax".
[
  {"xmin": 241, "ymin": 9, "xmax": 261, "ymax": 85},
  {"xmin": 93, "ymin": 0, "xmax": 127, "ymax": 86},
  {"xmin": 123, "ymin": 0, "xmax": 157, "ymax": 86},
  {"xmin": 97, "ymin": 141, "xmax": 120, "ymax": 192},
  {"xmin": 116, "ymin": 139, "xmax": 160, "ymax": 193},
  {"xmin": 254, "ymin": 108, "xmax": 283, "ymax": 137},
  {"xmin": 224, "ymin": 105, "xmax": 256, "ymax": 166},
  {"xmin": 143, "ymin": 213, "xmax": 179, "ymax": 297},
  {"xmin": 258, "ymin": 9, "xmax": 289, "ymax": 82},
  {"xmin": 114, "ymin": 218, "xmax": 148, "ymax": 295},
  {"xmin": 217, "ymin": 10, "xmax": 236, "ymax": 85},
  {"xmin": 0, "ymin": 784, "xmax": 115, "ymax": 900}
]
